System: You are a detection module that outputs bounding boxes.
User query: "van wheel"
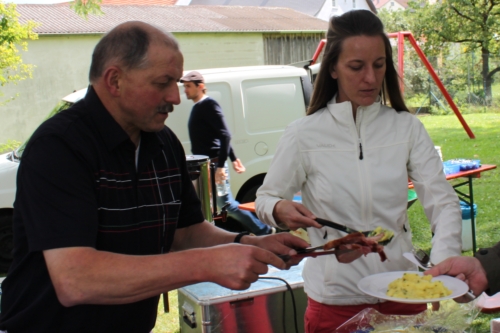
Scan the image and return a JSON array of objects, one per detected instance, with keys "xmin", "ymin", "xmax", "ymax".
[
  {"xmin": 0, "ymin": 214, "xmax": 13, "ymax": 274},
  {"xmin": 239, "ymin": 184, "xmax": 261, "ymax": 204}
]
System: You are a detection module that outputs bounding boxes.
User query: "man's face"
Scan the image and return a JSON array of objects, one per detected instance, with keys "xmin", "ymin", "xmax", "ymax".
[
  {"xmin": 115, "ymin": 43, "xmax": 184, "ymax": 135},
  {"xmin": 331, "ymin": 35, "xmax": 386, "ymax": 111},
  {"xmin": 183, "ymin": 81, "xmax": 203, "ymax": 101}
]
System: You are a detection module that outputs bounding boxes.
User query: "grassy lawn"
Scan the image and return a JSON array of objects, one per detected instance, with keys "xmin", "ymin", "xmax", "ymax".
[
  {"xmin": 154, "ymin": 113, "xmax": 500, "ymax": 332},
  {"xmin": 153, "ymin": 293, "xmax": 180, "ymax": 333}
]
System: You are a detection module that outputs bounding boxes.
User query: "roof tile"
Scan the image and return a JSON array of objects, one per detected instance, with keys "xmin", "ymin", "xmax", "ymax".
[{"xmin": 16, "ymin": 4, "xmax": 328, "ymax": 34}]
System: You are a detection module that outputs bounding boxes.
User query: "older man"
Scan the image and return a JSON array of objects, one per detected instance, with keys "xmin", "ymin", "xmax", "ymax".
[{"xmin": 0, "ymin": 21, "xmax": 307, "ymax": 333}]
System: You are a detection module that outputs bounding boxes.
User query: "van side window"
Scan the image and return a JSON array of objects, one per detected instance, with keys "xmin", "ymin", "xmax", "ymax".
[{"xmin": 242, "ymin": 78, "xmax": 305, "ymax": 133}]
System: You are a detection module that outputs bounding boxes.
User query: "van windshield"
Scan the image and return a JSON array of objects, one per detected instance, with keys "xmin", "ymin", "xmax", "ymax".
[{"xmin": 14, "ymin": 100, "xmax": 74, "ymax": 159}]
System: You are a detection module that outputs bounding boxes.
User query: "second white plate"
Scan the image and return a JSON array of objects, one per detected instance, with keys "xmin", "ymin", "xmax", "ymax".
[{"xmin": 357, "ymin": 271, "xmax": 469, "ymax": 304}]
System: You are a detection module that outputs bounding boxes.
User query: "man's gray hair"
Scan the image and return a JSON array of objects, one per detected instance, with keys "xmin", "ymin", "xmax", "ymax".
[{"xmin": 89, "ymin": 21, "xmax": 179, "ymax": 83}]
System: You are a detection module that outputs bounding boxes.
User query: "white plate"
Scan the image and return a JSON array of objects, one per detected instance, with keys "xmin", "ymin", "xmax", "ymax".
[{"xmin": 357, "ymin": 271, "xmax": 469, "ymax": 304}]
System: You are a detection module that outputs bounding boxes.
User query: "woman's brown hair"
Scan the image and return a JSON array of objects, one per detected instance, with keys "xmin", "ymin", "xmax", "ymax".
[{"xmin": 307, "ymin": 10, "xmax": 408, "ymax": 115}]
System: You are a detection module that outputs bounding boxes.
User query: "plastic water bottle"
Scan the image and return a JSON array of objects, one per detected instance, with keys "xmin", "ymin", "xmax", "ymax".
[
  {"xmin": 216, "ymin": 166, "xmax": 230, "ymax": 196},
  {"xmin": 216, "ymin": 179, "xmax": 229, "ymax": 196}
]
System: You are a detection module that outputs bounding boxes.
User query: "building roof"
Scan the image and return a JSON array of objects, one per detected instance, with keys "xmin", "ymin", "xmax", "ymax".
[
  {"xmin": 100, "ymin": 0, "xmax": 177, "ymax": 4},
  {"xmin": 16, "ymin": 4, "xmax": 328, "ymax": 34},
  {"xmin": 187, "ymin": 0, "xmax": 326, "ymax": 17}
]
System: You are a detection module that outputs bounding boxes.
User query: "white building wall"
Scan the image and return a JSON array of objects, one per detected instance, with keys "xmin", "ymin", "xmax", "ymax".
[
  {"xmin": 380, "ymin": 1, "xmax": 405, "ymax": 11},
  {"xmin": 0, "ymin": 35, "xmax": 97, "ymax": 145},
  {"xmin": 0, "ymin": 32, "xmax": 264, "ymax": 144},
  {"xmin": 315, "ymin": 0, "xmax": 332, "ymax": 21},
  {"xmin": 329, "ymin": 0, "xmax": 373, "ymax": 18}
]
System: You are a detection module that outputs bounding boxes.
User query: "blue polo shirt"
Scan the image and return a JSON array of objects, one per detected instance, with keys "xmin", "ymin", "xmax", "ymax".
[{"xmin": 0, "ymin": 86, "xmax": 204, "ymax": 333}]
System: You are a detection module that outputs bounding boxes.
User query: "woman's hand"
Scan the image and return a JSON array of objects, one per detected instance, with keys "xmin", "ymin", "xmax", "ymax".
[{"xmin": 272, "ymin": 200, "xmax": 322, "ymax": 230}]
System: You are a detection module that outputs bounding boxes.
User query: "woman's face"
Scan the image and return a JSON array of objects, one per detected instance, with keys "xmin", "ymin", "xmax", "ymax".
[{"xmin": 331, "ymin": 35, "xmax": 386, "ymax": 111}]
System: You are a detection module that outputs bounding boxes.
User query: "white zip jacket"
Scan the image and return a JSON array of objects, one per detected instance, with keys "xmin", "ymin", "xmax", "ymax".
[{"xmin": 255, "ymin": 97, "xmax": 462, "ymax": 305}]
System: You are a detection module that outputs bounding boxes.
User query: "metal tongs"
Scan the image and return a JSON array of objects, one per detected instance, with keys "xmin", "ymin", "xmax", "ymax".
[
  {"xmin": 278, "ymin": 245, "xmax": 351, "ymax": 262},
  {"xmin": 315, "ymin": 217, "xmax": 394, "ymax": 246}
]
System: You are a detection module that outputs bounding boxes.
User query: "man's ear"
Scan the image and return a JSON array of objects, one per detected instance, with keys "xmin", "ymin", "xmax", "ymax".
[{"xmin": 102, "ymin": 66, "xmax": 122, "ymax": 97}]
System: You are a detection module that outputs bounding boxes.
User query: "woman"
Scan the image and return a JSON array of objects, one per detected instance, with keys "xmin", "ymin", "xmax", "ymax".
[{"xmin": 255, "ymin": 10, "xmax": 462, "ymax": 332}]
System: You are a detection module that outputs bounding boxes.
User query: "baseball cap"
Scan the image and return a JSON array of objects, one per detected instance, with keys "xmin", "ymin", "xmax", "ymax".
[{"xmin": 180, "ymin": 71, "xmax": 204, "ymax": 83}]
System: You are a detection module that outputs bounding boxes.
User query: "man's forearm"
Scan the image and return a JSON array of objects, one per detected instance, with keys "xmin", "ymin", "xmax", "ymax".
[
  {"xmin": 44, "ymin": 246, "xmax": 219, "ymax": 307},
  {"xmin": 172, "ymin": 221, "xmax": 237, "ymax": 250}
]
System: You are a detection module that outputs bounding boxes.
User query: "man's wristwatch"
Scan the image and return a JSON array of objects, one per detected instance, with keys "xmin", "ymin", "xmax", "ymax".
[{"xmin": 233, "ymin": 231, "xmax": 254, "ymax": 243}]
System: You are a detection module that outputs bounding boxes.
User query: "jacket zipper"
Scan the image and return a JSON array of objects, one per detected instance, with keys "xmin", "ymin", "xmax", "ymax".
[{"xmin": 356, "ymin": 108, "xmax": 363, "ymax": 160}]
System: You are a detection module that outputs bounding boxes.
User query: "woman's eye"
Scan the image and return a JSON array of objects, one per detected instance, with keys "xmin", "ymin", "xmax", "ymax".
[{"xmin": 350, "ymin": 67, "xmax": 362, "ymax": 71}]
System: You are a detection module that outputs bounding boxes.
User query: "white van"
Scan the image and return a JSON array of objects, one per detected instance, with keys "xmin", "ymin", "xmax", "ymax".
[{"xmin": 0, "ymin": 63, "xmax": 318, "ymax": 272}]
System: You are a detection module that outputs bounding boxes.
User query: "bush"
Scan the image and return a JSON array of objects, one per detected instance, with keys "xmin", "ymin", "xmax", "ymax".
[{"xmin": 0, "ymin": 140, "xmax": 21, "ymax": 154}]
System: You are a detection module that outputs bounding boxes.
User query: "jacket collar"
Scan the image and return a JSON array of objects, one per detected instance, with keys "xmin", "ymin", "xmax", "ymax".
[{"xmin": 326, "ymin": 94, "xmax": 382, "ymax": 125}]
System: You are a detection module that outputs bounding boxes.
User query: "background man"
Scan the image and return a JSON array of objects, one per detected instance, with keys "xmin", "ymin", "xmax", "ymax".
[
  {"xmin": 181, "ymin": 71, "xmax": 275, "ymax": 235},
  {"xmin": 0, "ymin": 21, "xmax": 306, "ymax": 333}
]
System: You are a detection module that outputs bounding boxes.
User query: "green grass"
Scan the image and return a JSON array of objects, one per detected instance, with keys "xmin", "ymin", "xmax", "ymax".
[{"xmin": 153, "ymin": 293, "xmax": 180, "ymax": 333}]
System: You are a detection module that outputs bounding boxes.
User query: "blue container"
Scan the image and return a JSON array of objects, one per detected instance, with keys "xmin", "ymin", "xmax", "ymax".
[
  {"xmin": 443, "ymin": 161, "xmax": 461, "ymax": 175},
  {"xmin": 460, "ymin": 201, "xmax": 477, "ymax": 219},
  {"xmin": 460, "ymin": 201, "xmax": 477, "ymax": 251},
  {"xmin": 443, "ymin": 159, "xmax": 481, "ymax": 175}
]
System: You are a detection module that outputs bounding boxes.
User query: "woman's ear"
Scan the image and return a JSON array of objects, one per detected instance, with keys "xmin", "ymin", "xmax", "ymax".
[{"xmin": 330, "ymin": 65, "xmax": 338, "ymax": 80}]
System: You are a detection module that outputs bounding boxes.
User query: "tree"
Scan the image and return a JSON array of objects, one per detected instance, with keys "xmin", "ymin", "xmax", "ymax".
[
  {"xmin": 70, "ymin": 0, "xmax": 103, "ymax": 19},
  {"xmin": 408, "ymin": 0, "xmax": 500, "ymax": 105},
  {"xmin": 0, "ymin": 1, "xmax": 38, "ymax": 103},
  {"xmin": 379, "ymin": 9, "xmax": 431, "ymax": 98}
]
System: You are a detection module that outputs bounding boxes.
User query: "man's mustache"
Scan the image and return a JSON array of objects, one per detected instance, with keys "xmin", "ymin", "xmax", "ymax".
[{"xmin": 157, "ymin": 104, "xmax": 174, "ymax": 113}]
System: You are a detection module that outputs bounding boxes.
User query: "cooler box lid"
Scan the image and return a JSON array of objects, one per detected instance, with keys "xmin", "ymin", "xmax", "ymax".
[{"xmin": 179, "ymin": 260, "xmax": 305, "ymax": 306}]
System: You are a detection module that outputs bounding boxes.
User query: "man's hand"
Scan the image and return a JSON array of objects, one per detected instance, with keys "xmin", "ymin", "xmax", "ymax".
[
  {"xmin": 240, "ymin": 232, "xmax": 310, "ymax": 267},
  {"xmin": 215, "ymin": 167, "xmax": 226, "ymax": 184},
  {"xmin": 232, "ymin": 158, "xmax": 246, "ymax": 173},
  {"xmin": 424, "ymin": 256, "xmax": 489, "ymax": 302},
  {"xmin": 272, "ymin": 200, "xmax": 322, "ymax": 230},
  {"xmin": 198, "ymin": 243, "xmax": 289, "ymax": 290}
]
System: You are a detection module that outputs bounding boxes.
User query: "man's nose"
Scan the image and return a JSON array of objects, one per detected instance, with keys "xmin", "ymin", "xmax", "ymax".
[{"xmin": 166, "ymin": 85, "xmax": 181, "ymax": 105}]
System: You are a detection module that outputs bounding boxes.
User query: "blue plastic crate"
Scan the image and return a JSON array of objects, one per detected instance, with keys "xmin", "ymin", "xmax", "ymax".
[{"xmin": 443, "ymin": 159, "xmax": 480, "ymax": 175}]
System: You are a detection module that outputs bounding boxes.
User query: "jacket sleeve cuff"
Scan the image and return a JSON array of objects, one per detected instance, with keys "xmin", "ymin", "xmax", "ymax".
[{"xmin": 255, "ymin": 197, "xmax": 287, "ymax": 229}]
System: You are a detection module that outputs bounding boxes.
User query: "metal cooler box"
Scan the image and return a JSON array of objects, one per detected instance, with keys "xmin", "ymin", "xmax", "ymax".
[{"xmin": 178, "ymin": 260, "xmax": 307, "ymax": 333}]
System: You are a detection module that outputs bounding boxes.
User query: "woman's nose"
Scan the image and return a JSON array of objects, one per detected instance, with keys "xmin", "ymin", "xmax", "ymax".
[{"xmin": 364, "ymin": 67, "xmax": 376, "ymax": 83}]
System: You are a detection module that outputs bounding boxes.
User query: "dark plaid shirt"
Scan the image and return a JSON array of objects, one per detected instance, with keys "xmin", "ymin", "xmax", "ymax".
[{"xmin": 0, "ymin": 86, "xmax": 204, "ymax": 333}]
